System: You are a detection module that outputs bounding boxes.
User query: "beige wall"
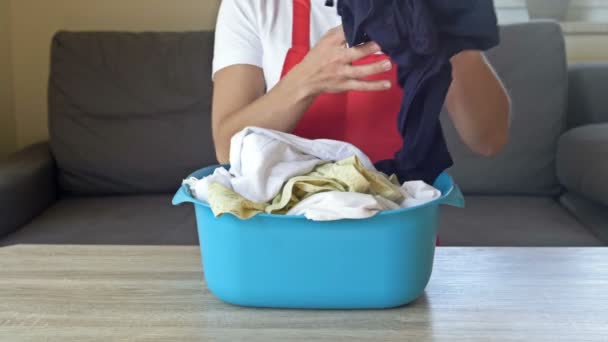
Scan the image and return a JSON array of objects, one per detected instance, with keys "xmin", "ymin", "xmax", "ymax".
[
  {"xmin": 566, "ymin": 35, "xmax": 608, "ymax": 62},
  {"xmin": 0, "ymin": 0, "xmax": 16, "ymax": 157},
  {"xmin": 9, "ymin": 0, "xmax": 220, "ymax": 149}
]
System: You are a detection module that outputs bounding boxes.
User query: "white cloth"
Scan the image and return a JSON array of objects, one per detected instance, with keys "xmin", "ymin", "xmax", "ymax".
[
  {"xmin": 285, "ymin": 181, "xmax": 441, "ymax": 221},
  {"xmin": 228, "ymin": 127, "xmax": 375, "ymax": 203},
  {"xmin": 287, "ymin": 191, "xmax": 401, "ymax": 221},
  {"xmin": 182, "ymin": 167, "xmax": 232, "ymax": 203},
  {"xmin": 186, "ymin": 127, "xmax": 375, "ymax": 204},
  {"xmin": 400, "ymin": 181, "xmax": 442, "ymax": 208},
  {"xmin": 213, "ymin": 0, "xmax": 341, "ymax": 89}
]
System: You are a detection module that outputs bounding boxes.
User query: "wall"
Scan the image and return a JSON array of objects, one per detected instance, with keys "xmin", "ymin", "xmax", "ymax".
[
  {"xmin": 0, "ymin": 0, "xmax": 16, "ymax": 157},
  {"xmin": 495, "ymin": 0, "xmax": 608, "ymax": 62},
  {"xmin": 566, "ymin": 35, "xmax": 608, "ymax": 61},
  {"xmin": 9, "ymin": 0, "xmax": 221, "ymax": 149}
]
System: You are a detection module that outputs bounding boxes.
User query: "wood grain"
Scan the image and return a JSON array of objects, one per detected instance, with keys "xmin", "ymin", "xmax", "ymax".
[{"xmin": 1, "ymin": 246, "xmax": 607, "ymax": 341}]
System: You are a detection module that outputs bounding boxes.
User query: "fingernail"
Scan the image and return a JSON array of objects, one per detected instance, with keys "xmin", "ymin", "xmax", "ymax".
[
  {"xmin": 383, "ymin": 61, "xmax": 392, "ymax": 70},
  {"xmin": 384, "ymin": 81, "xmax": 391, "ymax": 88}
]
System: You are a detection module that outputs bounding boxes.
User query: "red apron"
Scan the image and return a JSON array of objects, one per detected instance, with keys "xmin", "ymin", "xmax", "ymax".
[{"xmin": 280, "ymin": 0, "xmax": 403, "ymax": 162}]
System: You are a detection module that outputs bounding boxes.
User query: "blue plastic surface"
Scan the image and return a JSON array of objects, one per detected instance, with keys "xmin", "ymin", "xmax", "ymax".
[{"xmin": 173, "ymin": 165, "xmax": 464, "ymax": 309}]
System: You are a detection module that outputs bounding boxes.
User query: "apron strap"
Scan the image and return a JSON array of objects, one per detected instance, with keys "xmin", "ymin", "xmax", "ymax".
[{"xmin": 292, "ymin": 0, "xmax": 311, "ymax": 51}]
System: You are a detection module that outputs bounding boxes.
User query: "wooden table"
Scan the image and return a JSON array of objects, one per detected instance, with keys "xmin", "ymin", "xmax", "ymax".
[{"xmin": 1, "ymin": 246, "xmax": 607, "ymax": 341}]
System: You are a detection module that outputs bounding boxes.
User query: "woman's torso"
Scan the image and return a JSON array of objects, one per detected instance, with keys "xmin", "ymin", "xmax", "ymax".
[{"xmin": 213, "ymin": 0, "xmax": 403, "ymax": 162}]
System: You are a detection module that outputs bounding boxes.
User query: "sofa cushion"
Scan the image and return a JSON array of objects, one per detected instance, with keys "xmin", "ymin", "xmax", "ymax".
[
  {"xmin": 438, "ymin": 196, "xmax": 602, "ymax": 246},
  {"xmin": 49, "ymin": 31, "xmax": 216, "ymax": 195},
  {"xmin": 557, "ymin": 123, "xmax": 608, "ymax": 206},
  {"xmin": 0, "ymin": 195, "xmax": 198, "ymax": 246},
  {"xmin": 568, "ymin": 62, "xmax": 608, "ymax": 127},
  {"xmin": 441, "ymin": 21, "xmax": 568, "ymax": 195}
]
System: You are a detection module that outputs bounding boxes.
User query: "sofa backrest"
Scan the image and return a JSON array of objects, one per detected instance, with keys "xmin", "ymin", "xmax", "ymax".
[
  {"xmin": 49, "ymin": 31, "xmax": 216, "ymax": 195},
  {"xmin": 441, "ymin": 21, "xmax": 568, "ymax": 196}
]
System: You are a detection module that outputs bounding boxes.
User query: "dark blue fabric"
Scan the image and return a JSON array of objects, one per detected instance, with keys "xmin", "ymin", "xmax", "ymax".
[{"xmin": 333, "ymin": 0, "xmax": 500, "ymax": 184}]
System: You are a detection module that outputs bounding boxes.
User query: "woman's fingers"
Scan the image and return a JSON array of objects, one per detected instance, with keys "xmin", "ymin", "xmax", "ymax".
[
  {"xmin": 342, "ymin": 59, "xmax": 392, "ymax": 79},
  {"xmin": 346, "ymin": 41, "xmax": 382, "ymax": 61},
  {"xmin": 341, "ymin": 79, "xmax": 392, "ymax": 92},
  {"xmin": 330, "ymin": 58, "xmax": 392, "ymax": 93}
]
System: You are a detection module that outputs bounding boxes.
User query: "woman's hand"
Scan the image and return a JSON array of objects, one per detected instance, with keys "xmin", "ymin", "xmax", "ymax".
[{"xmin": 285, "ymin": 25, "xmax": 393, "ymax": 99}]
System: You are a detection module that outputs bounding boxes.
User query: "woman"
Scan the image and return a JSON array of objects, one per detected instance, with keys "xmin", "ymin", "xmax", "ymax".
[{"xmin": 211, "ymin": 0, "xmax": 510, "ymax": 166}]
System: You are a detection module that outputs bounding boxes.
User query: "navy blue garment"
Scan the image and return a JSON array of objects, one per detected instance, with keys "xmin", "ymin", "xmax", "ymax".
[{"xmin": 331, "ymin": 0, "xmax": 500, "ymax": 184}]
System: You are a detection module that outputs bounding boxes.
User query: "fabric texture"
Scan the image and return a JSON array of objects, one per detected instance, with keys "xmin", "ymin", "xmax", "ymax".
[
  {"xmin": 400, "ymin": 181, "xmax": 442, "ymax": 207},
  {"xmin": 0, "ymin": 195, "xmax": 198, "ymax": 246},
  {"xmin": 557, "ymin": 123, "xmax": 608, "ymax": 206},
  {"xmin": 438, "ymin": 196, "xmax": 603, "ymax": 247},
  {"xmin": 184, "ymin": 167, "xmax": 232, "ymax": 204},
  {"xmin": 202, "ymin": 155, "xmax": 404, "ymax": 220},
  {"xmin": 335, "ymin": 0, "xmax": 500, "ymax": 184},
  {"xmin": 287, "ymin": 191, "xmax": 400, "ymax": 221},
  {"xmin": 0, "ymin": 143, "xmax": 57, "ymax": 239},
  {"xmin": 285, "ymin": 177, "xmax": 442, "ymax": 221},
  {"xmin": 568, "ymin": 62, "xmax": 608, "ymax": 128},
  {"xmin": 228, "ymin": 127, "xmax": 375, "ymax": 203},
  {"xmin": 49, "ymin": 31, "xmax": 217, "ymax": 195},
  {"xmin": 440, "ymin": 21, "xmax": 568, "ymax": 195}
]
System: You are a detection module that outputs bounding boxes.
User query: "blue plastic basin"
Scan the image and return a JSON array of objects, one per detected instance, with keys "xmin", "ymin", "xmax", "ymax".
[{"xmin": 173, "ymin": 165, "xmax": 464, "ymax": 309}]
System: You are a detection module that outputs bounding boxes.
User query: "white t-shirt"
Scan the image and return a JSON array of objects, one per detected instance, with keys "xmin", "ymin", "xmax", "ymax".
[{"xmin": 212, "ymin": 0, "xmax": 341, "ymax": 90}]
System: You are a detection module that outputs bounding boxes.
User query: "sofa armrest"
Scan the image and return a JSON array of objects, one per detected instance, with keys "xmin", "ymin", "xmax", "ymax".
[
  {"xmin": 568, "ymin": 62, "xmax": 608, "ymax": 128},
  {"xmin": 557, "ymin": 124, "xmax": 608, "ymax": 207},
  {"xmin": 0, "ymin": 142, "xmax": 57, "ymax": 239}
]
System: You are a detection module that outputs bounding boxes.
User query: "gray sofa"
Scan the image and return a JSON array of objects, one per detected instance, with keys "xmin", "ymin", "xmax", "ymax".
[{"xmin": 1, "ymin": 21, "xmax": 606, "ymax": 247}]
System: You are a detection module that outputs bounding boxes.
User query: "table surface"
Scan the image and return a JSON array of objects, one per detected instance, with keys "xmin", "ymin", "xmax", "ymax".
[{"xmin": 1, "ymin": 246, "xmax": 607, "ymax": 342}]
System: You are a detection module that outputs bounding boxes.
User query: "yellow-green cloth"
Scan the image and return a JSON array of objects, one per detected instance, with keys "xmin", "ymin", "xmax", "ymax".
[{"xmin": 207, "ymin": 156, "xmax": 404, "ymax": 219}]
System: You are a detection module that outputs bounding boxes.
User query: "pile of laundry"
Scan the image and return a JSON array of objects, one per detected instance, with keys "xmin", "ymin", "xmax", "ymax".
[{"xmin": 183, "ymin": 127, "xmax": 441, "ymax": 221}]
